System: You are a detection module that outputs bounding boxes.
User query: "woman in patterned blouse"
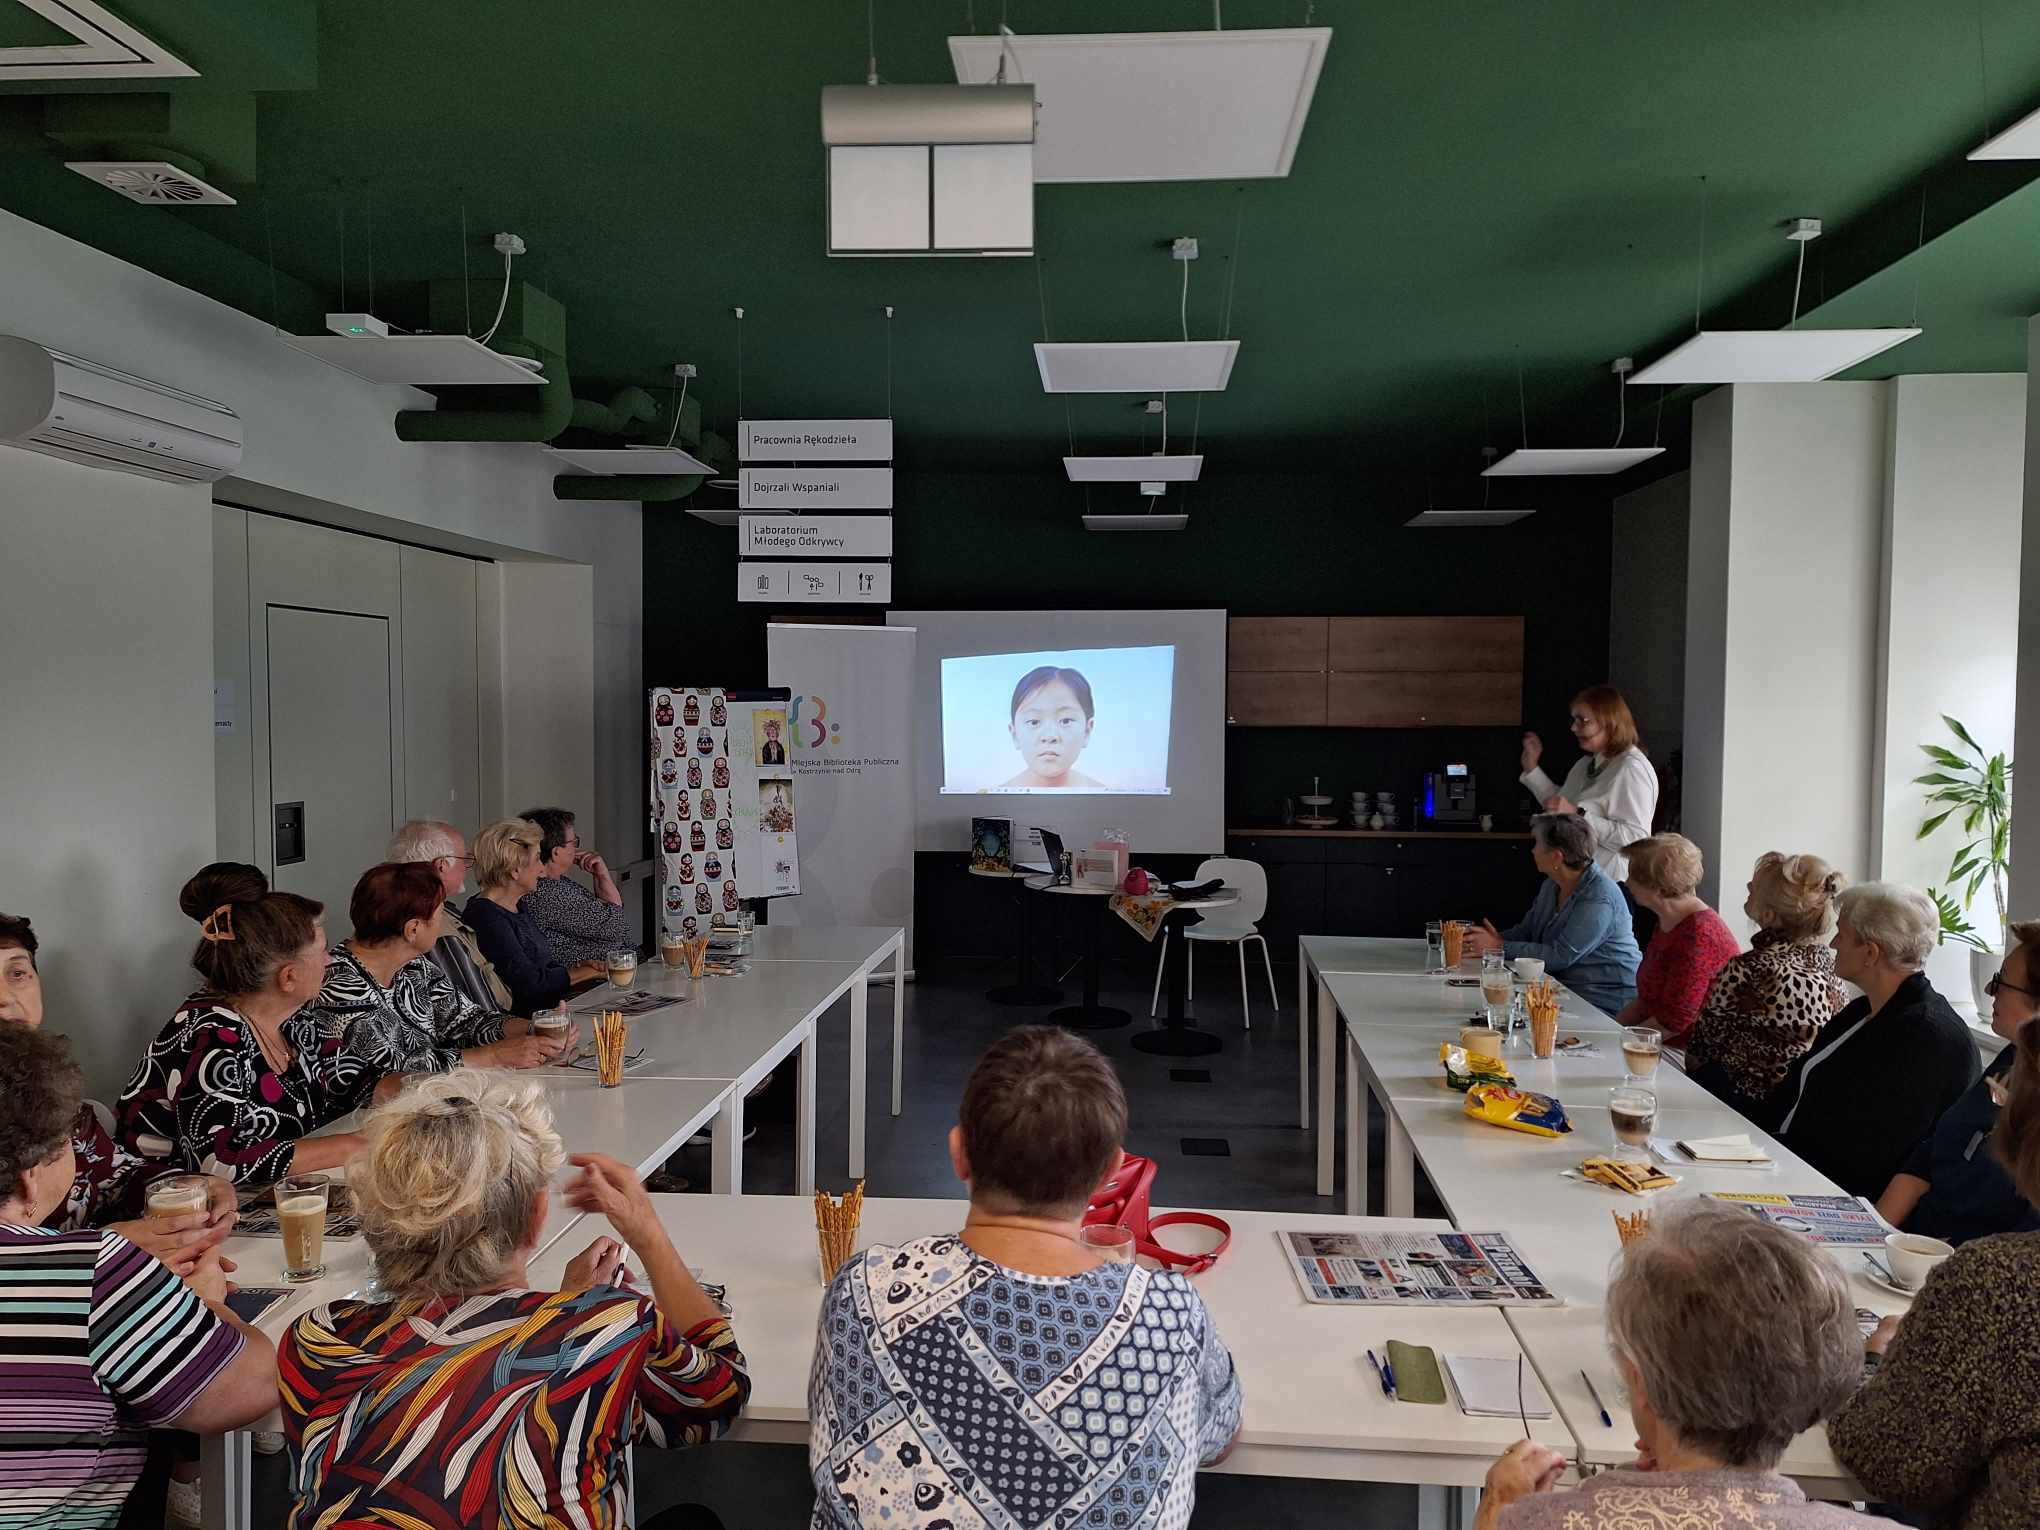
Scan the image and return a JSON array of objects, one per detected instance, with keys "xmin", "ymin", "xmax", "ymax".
[
  {"xmin": 119, "ymin": 865, "xmax": 379, "ymax": 1188},
  {"xmin": 0, "ymin": 911, "xmax": 235, "ymax": 1271},
  {"xmin": 304, "ymin": 862, "xmax": 566, "ymax": 1077},
  {"xmin": 279, "ymin": 1070, "xmax": 748, "ymax": 1530},
  {"xmin": 1685, "ymin": 851, "xmax": 1847, "ymax": 1111}
]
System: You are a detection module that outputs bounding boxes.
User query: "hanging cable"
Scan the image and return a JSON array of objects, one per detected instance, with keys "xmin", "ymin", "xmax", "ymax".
[
  {"xmin": 866, "ymin": 0, "xmax": 879, "ymax": 84},
  {"xmin": 1179, "ymin": 256, "xmax": 1190, "ymax": 342},
  {"xmin": 1692, "ymin": 174, "xmax": 1710, "ymax": 333},
  {"xmin": 460, "ymin": 204, "xmax": 472, "ymax": 335},
  {"xmin": 1911, "ymin": 182, "xmax": 1929, "ymax": 328},
  {"xmin": 1034, "ymin": 253, "xmax": 1053, "ymax": 342},
  {"xmin": 338, "ymin": 201, "xmax": 347, "ymax": 313},
  {"xmin": 1653, "ymin": 387, "xmax": 1666, "ymax": 447},
  {"xmin": 1221, "ymin": 193, "xmax": 1245, "ymax": 337},
  {"xmin": 735, "ymin": 307, "xmax": 745, "ymax": 424},
  {"xmin": 475, "ymin": 247, "xmax": 514, "ymax": 345},
  {"xmin": 1613, "ymin": 371, "xmax": 1627, "ymax": 448},
  {"xmin": 1516, "ymin": 356, "xmax": 1528, "ymax": 447},
  {"xmin": 884, "ymin": 305, "xmax": 894, "ymax": 419},
  {"xmin": 366, "ymin": 195, "xmax": 375, "ymax": 315},
  {"xmin": 1213, "ymin": 0, "xmax": 1222, "ymax": 29},
  {"xmin": 1788, "ymin": 235, "xmax": 1808, "ymax": 328},
  {"xmin": 1160, "ymin": 393, "xmax": 1168, "ymax": 455},
  {"xmin": 262, "ymin": 199, "xmax": 281, "ymax": 332}
]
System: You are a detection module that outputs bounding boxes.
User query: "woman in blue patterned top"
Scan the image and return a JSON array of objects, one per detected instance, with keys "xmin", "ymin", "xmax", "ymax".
[{"xmin": 808, "ymin": 1026, "xmax": 1242, "ymax": 1529}]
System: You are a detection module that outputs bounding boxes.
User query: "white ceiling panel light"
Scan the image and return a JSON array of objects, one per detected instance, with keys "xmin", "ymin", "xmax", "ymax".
[
  {"xmin": 948, "ymin": 28, "xmax": 1332, "ymax": 183},
  {"xmin": 1064, "ymin": 454, "xmax": 1203, "ymax": 482},
  {"xmin": 1404, "ymin": 508, "xmax": 1535, "ymax": 528},
  {"xmin": 544, "ymin": 445, "xmax": 719, "ymax": 476},
  {"xmin": 1628, "ymin": 327, "xmax": 1922, "ymax": 384},
  {"xmin": 821, "ymin": 84, "xmax": 1035, "ymax": 257},
  {"xmin": 1969, "ymin": 102, "xmax": 2040, "ymax": 160},
  {"xmin": 1035, "ymin": 340, "xmax": 1238, "ymax": 393},
  {"xmin": 277, "ymin": 334, "xmax": 546, "ymax": 386},
  {"xmin": 0, "ymin": 0, "xmax": 196, "ymax": 79},
  {"xmin": 1084, "ymin": 513, "xmax": 1188, "ymax": 532},
  {"xmin": 1485, "ymin": 357, "xmax": 1667, "ymax": 476},
  {"xmin": 1630, "ymin": 219, "xmax": 1921, "ymax": 384}
]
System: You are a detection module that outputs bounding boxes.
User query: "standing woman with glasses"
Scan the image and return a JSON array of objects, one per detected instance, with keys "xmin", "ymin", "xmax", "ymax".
[
  {"xmin": 1872, "ymin": 919, "xmax": 2040, "ymax": 1245},
  {"xmin": 1520, "ymin": 686, "xmax": 1659, "ymax": 942}
]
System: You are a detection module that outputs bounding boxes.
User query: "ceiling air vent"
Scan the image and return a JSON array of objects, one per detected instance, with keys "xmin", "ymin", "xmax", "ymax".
[{"xmin": 65, "ymin": 160, "xmax": 236, "ymax": 206}]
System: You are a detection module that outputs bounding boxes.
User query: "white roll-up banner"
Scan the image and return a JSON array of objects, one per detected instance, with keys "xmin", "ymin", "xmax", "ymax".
[{"xmin": 765, "ymin": 623, "xmax": 918, "ymax": 967}]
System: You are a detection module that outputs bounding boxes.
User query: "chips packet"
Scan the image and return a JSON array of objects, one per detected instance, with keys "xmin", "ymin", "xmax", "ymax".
[
  {"xmin": 1464, "ymin": 1082, "xmax": 1572, "ymax": 1137},
  {"xmin": 1439, "ymin": 1043, "xmax": 1515, "ymax": 1093}
]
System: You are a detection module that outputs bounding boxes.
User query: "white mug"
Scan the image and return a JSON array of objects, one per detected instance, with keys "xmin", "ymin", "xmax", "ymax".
[
  {"xmin": 1513, "ymin": 957, "xmax": 1545, "ymax": 983},
  {"xmin": 1884, "ymin": 1231, "xmax": 1955, "ymax": 1291}
]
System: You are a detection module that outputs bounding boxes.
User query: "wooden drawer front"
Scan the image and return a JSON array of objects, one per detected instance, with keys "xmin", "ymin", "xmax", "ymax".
[
  {"xmin": 1227, "ymin": 835, "xmax": 1329, "ymax": 864},
  {"xmin": 1326, "ymin": 670, "xmax": 1520, "ymax": 727},
  {"xmin": 1328, "ymin": 616, "xmax": 1523, "ymax": 674},
  {"xmin": 1229, "ymin": 616, "xmax": 1328, "ymax": 673},
  {"xmin": 1228, "ymin": 670, "xmax": 1328, "ymax": 726}
]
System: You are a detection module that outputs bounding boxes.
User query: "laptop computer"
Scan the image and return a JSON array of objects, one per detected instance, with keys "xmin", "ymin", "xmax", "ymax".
[{"xmin": 1029, "ymin": 827, "xmax": 1066, "ymax": 874}]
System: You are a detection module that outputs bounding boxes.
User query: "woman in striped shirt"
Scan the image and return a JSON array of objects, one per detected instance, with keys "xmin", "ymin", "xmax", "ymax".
[{"xmin": 0, "ymin": 1023, "xmax": 274, "ymax": 1530}]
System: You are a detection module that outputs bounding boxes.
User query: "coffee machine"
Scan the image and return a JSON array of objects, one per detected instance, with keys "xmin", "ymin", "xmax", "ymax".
[{"xmin": 1422, "ymin": 762, "xmax": 1477, "ymax": 824}]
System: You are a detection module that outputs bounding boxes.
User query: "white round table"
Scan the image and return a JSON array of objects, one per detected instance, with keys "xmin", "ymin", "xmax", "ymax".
[
  {"xmin": 969, "ymin": 864, "xmax": 1062, "ymax": 1006},
  {"xmin": 1022, "ymin": 875, "xmax": 1126, "ymax": 1029},
  {"xmin": 1129, "ymin": 889, "xmax": 1241, "ymax": 1057}
]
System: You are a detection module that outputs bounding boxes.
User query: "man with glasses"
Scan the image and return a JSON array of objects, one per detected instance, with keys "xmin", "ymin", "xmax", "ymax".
[
  {"xmin": 386, "ymin": 820, "xmax": 513, "ymax": 1015},
  {"xmin": 519, "ymin": 806, "xmax": 632, "ymax": 968}
]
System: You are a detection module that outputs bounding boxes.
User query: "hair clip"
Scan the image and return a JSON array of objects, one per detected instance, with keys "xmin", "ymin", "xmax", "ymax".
[{"xmin": 199, "ymin": 904, "xmax": 237, "ymax": 943}]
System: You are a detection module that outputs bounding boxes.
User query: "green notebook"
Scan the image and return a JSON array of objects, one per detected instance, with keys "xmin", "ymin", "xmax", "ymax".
[{"xmin": 1385, "ymin": 1340, "xmax": 1447, "ymax": 1405}]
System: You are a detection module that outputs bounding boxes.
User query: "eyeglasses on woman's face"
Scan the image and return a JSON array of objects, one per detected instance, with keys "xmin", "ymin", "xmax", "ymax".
[{"xmin": 1986, "ymin": 971, "xmax": 2040, "ymax": 1001}]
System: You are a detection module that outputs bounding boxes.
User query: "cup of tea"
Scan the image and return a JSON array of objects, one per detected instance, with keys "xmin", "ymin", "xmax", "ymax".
[
  {"xmin": 1512, "ymin": 956, "xmax": 1545, "ymax": 984},
  {"xmin": 1609, "ymin": 1086, "xmax": 1657, "ymax": 1152},
  {"xmin": 1884, "ymin": 1231, "xmax": 1956, "ymax": 1291},
  {"xmin": 145, "ymin": 1174, "xmax": 211, "ymax": 1224},
  {"xmin": 1620, "ymin": 1026, "xmax": 1663, "ymax": 1082},
  {"xmin": 275, "ymin": 1173, "xmax": 330, "ymax": 1282},
  {"xmin": 607, "ymin": 949, "xmax": 638, "ymax": 990}
]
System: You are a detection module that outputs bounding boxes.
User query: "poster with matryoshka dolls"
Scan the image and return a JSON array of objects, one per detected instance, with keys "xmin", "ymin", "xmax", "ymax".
[
  {"xmin": 651, "ymin": 686, "xmax": 800, "ymax": 935},
  {"xmin": 649, "ymin": 687, "xmax": 737, "ymax": 938}
]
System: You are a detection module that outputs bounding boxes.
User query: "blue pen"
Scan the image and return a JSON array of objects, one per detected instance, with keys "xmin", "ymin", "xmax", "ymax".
[
  {"xmin": 1580, "ymin": 1369, "xmax": 1613, "ymax": 1429},
  {"xmin": 1366, "ymin": 1349, "xmax": 1396, "ymax": 1399}
]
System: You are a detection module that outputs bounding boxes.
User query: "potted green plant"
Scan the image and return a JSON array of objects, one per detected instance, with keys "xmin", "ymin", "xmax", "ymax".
[{"xmin": 1915, "ymin": 715, "xmax": 2012, "ymax": 1014}]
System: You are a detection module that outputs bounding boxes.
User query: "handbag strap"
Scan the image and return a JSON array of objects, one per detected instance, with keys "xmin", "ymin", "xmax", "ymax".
[{"xmin": 1137, "ymin": 1211, "xmax": 1232, "ymax": 1275}]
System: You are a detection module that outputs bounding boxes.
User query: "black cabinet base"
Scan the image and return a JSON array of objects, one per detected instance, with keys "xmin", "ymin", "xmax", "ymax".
[
  {"xmin": 1050, "ymin": 1003, "xmax": 1131, "ymax": 1031},
  {"xmin": 988, "ymin": 982, "xmax": 1063, "ymax": 1006},
  {"xmin": 1131, "ymin": 1027, "xmax": 1223, "ymax": 1057}
]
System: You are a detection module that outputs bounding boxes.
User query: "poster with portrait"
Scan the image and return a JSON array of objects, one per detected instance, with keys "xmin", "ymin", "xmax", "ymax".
[
  {"xmin": 752, "ymin": 708, "xmax": 790, "ymax": 767},
  {"xmin": 725, "ymin": 694, "xmax": 801, "ymax": 897}
]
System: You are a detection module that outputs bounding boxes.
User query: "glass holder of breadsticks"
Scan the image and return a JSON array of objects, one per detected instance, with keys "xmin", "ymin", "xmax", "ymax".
[
  {"xmin": 593, "ymin": 1010, "xmax": 631, "ymax": 1087},
  {"xmin": 815, "ymin": 1181, "xmax": 864, "ymax": 1285},
  {"xmin": 1524, "ymin": 979, "xmax": 1561, "ymax": 1059}
]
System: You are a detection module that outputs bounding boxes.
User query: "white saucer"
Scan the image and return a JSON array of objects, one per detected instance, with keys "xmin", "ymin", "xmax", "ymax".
[{"xmin": 1858, "ymin": 1263, "xmax": 1920, "ymax": 1300}]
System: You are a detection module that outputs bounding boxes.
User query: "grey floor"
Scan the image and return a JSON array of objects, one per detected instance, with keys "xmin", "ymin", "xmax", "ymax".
[{"xmin": 252, "ymin": 953, "xmax": 1434, "ymax": 1527}]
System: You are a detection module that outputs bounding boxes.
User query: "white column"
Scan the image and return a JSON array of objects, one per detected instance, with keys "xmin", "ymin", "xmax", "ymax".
[{"xmin": 2011, "ymin": 318, "xmax": 2040, "ymax": 921}]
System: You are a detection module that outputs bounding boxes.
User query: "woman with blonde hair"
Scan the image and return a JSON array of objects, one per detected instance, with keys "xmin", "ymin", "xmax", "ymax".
[
  {"xmin": 463, "ymin": 818, "xmax": 602, "ymax": 1014},
  {"xmin": 279, "ymin": 1071, "xmax": 748, "ymax": 1529},
  {"xmin": 1614, "ymin": 834, "xmax": 1739, "ymax": 1048},
  {"xmin": 1517, "ymin": 685, "xmax": 1658, "ymax": 882},
  {"xmin": 1686, "ymin": 851, "xmax": 1847, "ymax": 1112}
]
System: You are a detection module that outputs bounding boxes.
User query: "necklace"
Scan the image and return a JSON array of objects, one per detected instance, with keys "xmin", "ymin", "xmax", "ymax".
[{"xmin": 249, "ymin": 1018, "xmax": 294, "ymax": 1075}]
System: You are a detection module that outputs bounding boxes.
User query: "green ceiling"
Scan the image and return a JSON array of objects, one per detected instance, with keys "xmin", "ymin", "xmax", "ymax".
[{"xmin": 4, "ymin": 0, "xmax": 2039, "ymax": 484}]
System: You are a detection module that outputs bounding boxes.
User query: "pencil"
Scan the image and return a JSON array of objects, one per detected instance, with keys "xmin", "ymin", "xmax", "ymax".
[{"xmin": 1580, "ymin": 1368, "xmax": 1613, "ymax": 1428}]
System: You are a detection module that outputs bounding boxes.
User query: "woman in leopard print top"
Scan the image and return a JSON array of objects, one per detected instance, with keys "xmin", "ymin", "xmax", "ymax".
[{"xmin": 1685, "ymin": 851, "xmax": 1846, "ymax": 1111}]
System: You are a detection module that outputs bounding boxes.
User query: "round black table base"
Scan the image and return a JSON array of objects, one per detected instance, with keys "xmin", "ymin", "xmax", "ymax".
[
  {"xmin": 987, "ymin": 981, "xmax": 1064, "ymax": 1006},
  {"xmin": 1131, "ymin": 1027, "xmax": 1223, "ymax": 1057},
  {"xmin": 1049, "ymin": 1003, "xmax": 1132, "ymax": 1031}
]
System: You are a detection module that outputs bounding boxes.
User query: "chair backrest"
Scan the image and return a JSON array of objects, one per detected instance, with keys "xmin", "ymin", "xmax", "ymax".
[{"xmin": 1195, "ymin": 857, "xmax": 1268, "ymax": 925}]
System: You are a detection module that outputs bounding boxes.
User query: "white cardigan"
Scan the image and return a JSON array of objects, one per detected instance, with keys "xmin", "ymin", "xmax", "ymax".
[{"xmin": 1519, "ymin": 747, "xmax": 1659, "ymax": 882}]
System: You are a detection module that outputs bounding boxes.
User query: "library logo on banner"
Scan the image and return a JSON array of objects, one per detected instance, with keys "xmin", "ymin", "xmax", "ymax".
[{"xmin": 789, "ymin": 694, "xmax": 844, "ymax": 751}]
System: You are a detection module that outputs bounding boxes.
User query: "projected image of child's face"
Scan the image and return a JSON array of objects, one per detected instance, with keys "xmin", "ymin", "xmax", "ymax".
[{"xmin": 1005, "ymin": 675, "xmax": 1099, "ymax": 789}]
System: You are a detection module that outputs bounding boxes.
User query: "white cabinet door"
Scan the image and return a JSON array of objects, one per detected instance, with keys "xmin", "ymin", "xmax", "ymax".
[
  {"xmin": 266, "ymin": 606, "xmax": 395, "ymax": 933},
  {"xmin": 399, "ymin": 546, "xmax": 481, "ymax": 836}
]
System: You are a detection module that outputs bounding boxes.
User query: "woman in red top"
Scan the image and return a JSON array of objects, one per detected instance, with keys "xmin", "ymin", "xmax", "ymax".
[{"xmin": 1616, "ymin": 834, "xmax": 1739, "ymax": 1048}]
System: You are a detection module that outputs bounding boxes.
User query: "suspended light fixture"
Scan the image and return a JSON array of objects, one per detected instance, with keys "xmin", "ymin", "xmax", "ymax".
[{"xmin": 1484, "ymin": 358, "xmax": 1666, "ymax": 476}]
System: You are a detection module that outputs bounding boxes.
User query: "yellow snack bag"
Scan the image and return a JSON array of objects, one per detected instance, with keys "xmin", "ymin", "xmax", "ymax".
[
  {"xmin": 1439, "ymin": 1043, "xmax": 1514, "ymax": 1093},
  {"xmin": 1464, "ymin": 1082, "xmax": 1572, "ymax": 1137}
]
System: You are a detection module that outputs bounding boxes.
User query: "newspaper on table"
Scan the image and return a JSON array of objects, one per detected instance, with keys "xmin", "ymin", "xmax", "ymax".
[
  {"xmin": 1279, "ymin": 1229, "xmax": 1561, "ymax": 1306},
  {"xmin": 1705, "ymin": 1192, "xmax": 1892, "ymax": 1247}
]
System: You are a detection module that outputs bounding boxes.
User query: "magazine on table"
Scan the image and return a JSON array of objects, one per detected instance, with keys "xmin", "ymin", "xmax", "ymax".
[
  {"xmin": 567, "ymin": 989, "xmax": 689, "ymax": 1016},
  {"xmin": 1705, "ymin": 1192, "xmax": 1893, "ymax": 1246},
  {"xmin": 1279, "ymin": 1229, "xmax": 1561, "ymax": 1306}
]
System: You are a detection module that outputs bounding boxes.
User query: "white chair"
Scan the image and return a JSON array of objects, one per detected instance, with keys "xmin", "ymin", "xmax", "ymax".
[{"xmin": 1148, "ymin": 857, "xmax": 1280, "ymax": 1028}]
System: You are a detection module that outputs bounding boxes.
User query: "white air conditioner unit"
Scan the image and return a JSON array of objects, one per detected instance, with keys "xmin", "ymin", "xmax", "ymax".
[{"xmin": 0, "ymin": 334, "xmax": 242, "ymax": 484}]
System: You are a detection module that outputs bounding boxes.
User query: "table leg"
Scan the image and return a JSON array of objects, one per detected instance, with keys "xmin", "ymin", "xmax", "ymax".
[
  {"xmin": 796, "ymin": 1025, "xmax": 817, "ymax": 1197},
  {"xmin": 848, "ymin": 978, "xmax": 868, "ymax": 1180},
  {"xmin": 1296, "ymin": 955, "xmax": 1310, "ymax": 1129},
  {"xmin": 1131, "ymin": 911, "xmax": 1222, "ymax": 1057},
  {"xmin": 1386, "ymin": 1113, "xmax": 1415, "ymax": 1217},
  {"xmin": 201, "ymin": 1426, "xmax": 253, "ymax": 1530},
  {"xmin": 1415, "ymin": 1485, "xmax": 1471, "ymax": 1530},
  {"xmin": 1314, "ymin": 974, "xmax": 1335, "ymax": 1196},
  {"xmin": 1344, "ymin": 1037, "xmax": 1368, "ymax": 1217},
  {"xmin": 891, "ymin": 939, "xmax": 906, "ymax": 1117},
  {"xmin": 1049, "ymin": 900, "xmax": 1131, "ymax": 1030},
  {"xmin": 988, "ymin": 878, "xmax": 1060, "ymax": 1005},
  {"xmin": 711, "ymin": 1091, "xmax": 742, "ymax": 1194}
]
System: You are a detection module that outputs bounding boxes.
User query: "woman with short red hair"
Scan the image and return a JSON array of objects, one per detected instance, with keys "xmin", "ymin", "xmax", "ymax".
[
  {"xmin": 306, "ymin": 863, "xmax": 567, "ymax": 1077},
  {"xmin": 1518, "ymin": 685, "xmax": 1659, "ymax": 883}
]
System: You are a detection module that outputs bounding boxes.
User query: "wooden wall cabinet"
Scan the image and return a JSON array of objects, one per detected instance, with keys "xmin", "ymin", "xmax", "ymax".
[{"xmin": 1227, "ymin": 614, "xmax": 1523, "ymax": 729}]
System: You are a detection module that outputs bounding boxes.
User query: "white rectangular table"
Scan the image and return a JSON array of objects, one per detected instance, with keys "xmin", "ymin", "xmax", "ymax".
[
  {"xmin": 746, "ymin": 923, "xmax": 907, "ymax": 1178},
  {"xmin": 527, "ymin": 1194, "xmax": 1557, "ymax": 1518},
  {"xmin": 203, "ymin": 1075, "xmax": 734, "ymax": 1530},
  {"xmin": 1301, "ymin": 937, "xmax": 1432, "ymax": 1182}
]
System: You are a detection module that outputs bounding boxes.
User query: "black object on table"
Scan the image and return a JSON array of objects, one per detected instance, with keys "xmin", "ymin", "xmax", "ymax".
[
  {"xmin": 1038, "ymin": 881, "xmax": 1131, "ymax": 1031},
  {"xmin": 985, "ymin": 869, "xmax": 1062, "ymax": 1007},
  {"xmin": 1131, "ymin": 897, "xmax": 1228, "ymax": 1057}
]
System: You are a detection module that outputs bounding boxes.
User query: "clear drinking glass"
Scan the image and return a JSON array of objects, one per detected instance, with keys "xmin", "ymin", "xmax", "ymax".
[
  {"xmin": 1480, "ymin": 952, "xmax": 1513, "ymax": 1027},
  {"xmin": 276, "ymin": 1173, "xmax": 330, "ymax": 1282},
  {"xmin": 1620, "ymin": 1025, "xmax": 1663, "ymax": 1082},
  {"xmin": 607, "ymin": 948, "xmax": 638, "ymax": 990},
  {"xmin": 144, "ymin": 1174, "xmax": 210, "ymax": 1224},
  {"xmin": 1424, "ymin": 920, "xmax": 1445, "ymax": 977},
  {"xmin": 1078, "ymin": 1224, "xmax": 1137, "ymax": 1264},
  {"xmin": 1609, "ymin": 1087, "xmax": 1658, "ymax": 1154}
]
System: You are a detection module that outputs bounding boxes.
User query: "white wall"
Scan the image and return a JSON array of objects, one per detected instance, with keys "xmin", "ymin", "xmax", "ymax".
[
  {"xmin": 2013, "ymin": 318, "xmax": 2040, "ymax": 925},
  {"xmin": 0, "ymin": 207, "xmax": 645, "ymax": 1092},
  {"xmin": 1684, "ymin": 383, "xmax": 1888, "ymax": 929},
  {"xmin": 0, "ymin": 448, "xmax": 215, "ymax": 1094},
  {"xmin": 1873, "ymin": 375, "xmax": 2024, "ymax": 1001},
  {"xmin": 1610, "ymin": 470, "xmax": 1690, "ymax": 761}
]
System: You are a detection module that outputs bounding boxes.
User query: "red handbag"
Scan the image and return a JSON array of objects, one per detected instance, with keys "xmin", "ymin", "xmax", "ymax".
[{"xmin": 1082, "ymin": 1153, "xmax": 1232, "ymax": 1275}]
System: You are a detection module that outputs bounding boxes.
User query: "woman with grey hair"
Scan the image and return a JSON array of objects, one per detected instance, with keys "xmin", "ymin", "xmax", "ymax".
[
  {"xmin": 1466, "ymin": 812, "xmax": 1642, "ymax": 1014},
  {"xmin": 1753, "ymin": 881, "xmax": 1979, "ymax": 1198},
  {"xmin": 278, "ymin": 1071, "xmax": 749, "ymax": 1529},
  {"xmin": 1477, "ymin": 1200, "xmax": 1899, "ymax": 1529}
]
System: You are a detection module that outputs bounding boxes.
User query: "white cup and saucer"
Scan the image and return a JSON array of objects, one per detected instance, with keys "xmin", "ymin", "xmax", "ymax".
[{"xmin": 1866, "ymin": 1232, "xmax": 1955, "ymax": 1296}]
